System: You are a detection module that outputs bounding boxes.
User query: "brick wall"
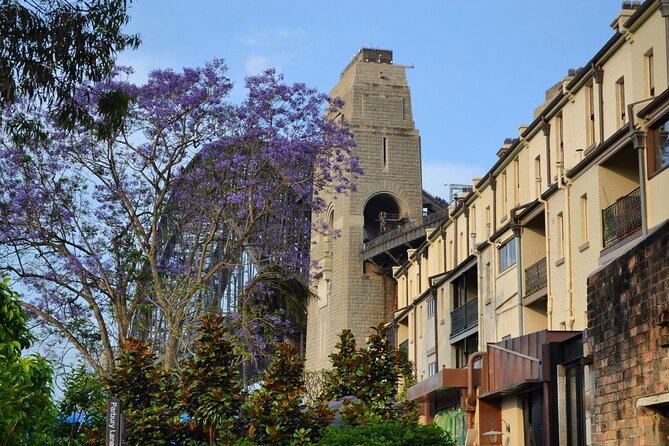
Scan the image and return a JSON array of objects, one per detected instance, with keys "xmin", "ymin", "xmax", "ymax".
[{"xmin": 587, "ymin": 221, "xmax": 669, "ymax": 445}]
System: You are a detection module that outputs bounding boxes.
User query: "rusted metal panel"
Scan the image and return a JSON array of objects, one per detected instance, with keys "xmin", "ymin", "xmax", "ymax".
[
  {"xmin": 481, "ymin": 330, "xmax": 581, "ymax": 397},
  {"xmin": 407, "ymin": 368, "xmax": 479, "ymax": 402}
]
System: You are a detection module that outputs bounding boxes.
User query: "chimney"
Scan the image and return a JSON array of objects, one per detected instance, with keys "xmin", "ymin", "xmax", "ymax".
[
  {"xmin": 611, "ymin": 1, "xmax": 640, "ymax": 31},
  {"xmin": 497, "ymin": 138, "xmax": 515, "ymax": 158}
]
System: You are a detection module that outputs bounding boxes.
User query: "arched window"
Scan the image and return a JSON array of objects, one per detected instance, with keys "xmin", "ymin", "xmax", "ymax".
[{"xmin": 363, "ymin": 193, "xmax": 401, "ymax": 241}]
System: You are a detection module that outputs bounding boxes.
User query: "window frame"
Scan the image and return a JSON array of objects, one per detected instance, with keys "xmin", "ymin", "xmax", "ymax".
[
  {"xmin": 427, "ymin": 297, "xmax": 436, "ymax": 318},
  {"xmin": 498, "ymin": 237, "xmax": 517, "ymax": 274},
  {"xmin": 647, "ymin": 113, "xmax": 669, "ymax": 178}
]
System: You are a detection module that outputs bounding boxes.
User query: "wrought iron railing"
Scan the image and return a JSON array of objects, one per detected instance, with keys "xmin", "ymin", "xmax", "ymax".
[
  {"xmin": 601, "ymin": 187, "xmax": 641, "ymax": 249},
  {"xmin": 450, "ymin": 298, "xmax": 478, "ymax": 336},
  {"xmin": 524, "ymin": 257, "xmax": 547, "ymax": 296}
]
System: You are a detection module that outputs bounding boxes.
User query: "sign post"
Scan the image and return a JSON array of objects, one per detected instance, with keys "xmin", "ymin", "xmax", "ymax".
[{"xmin": 105, "ymin": 398, "xmax": 124, "ymax": 446}]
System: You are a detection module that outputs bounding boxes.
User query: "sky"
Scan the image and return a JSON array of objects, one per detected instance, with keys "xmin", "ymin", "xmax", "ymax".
[{"xmin": 117, "ymin": 0, "xmax": 625, "ymax": 200}]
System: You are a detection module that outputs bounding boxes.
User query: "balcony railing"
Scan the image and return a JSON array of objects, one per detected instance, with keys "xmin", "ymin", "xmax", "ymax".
[
  {"xmin": 602, "ymin": 187, "xmax": 641, "ymax": 249},
  {"xmin": 450, "ymin": 298, "xmax": 478, "ymax": 337},
  {"xmin": 524, "ymin": 257, "xmax": 547, "ymax": 296}
]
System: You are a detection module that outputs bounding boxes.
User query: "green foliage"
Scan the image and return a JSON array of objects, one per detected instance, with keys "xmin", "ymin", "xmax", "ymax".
[
  {"xmin": 179, "ymin": 315, "xmax": 243, "ymax": 444},
  {"xmin": 322, "ymin": 329, "xmax": 361, "ymax": 401},
  {"xmin": 0, "ymin": 278, "xmax": 57, "ymax": 445},
  {"xmin": 107, "ymin": 338, "xmax": 187, "ymax": 445},
  {"xmin": 316, "ymin": 421, "xmax": 455, "ymax": 446},
  {"xmin": 0, "ymin": 0, "xmax": 140, "ymax": 140},
  {"xmin": 322, "ymin": 324, "xmax": 417, "ymax": 426},
  {"xmin": 54, "ymin": 363, "xmax": 107, "ymax": 445},
  {"xmin": 244, "ymin": 342, "xmax": 333, "ymax": 445}
]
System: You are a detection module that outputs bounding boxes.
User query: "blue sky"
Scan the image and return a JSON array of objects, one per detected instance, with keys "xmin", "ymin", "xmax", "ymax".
[{"xmin": 118, "ymin": 0, "xmax": 623, "ymax": 199}]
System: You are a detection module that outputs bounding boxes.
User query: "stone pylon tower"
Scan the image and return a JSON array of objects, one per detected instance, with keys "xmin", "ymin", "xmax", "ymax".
[{"xmin": 305, "ymin": 49, "xmax": 423, "ymax": 370}]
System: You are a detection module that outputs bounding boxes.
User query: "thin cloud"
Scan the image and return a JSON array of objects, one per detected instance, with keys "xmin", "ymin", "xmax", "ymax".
[
  {"xmin": 422, "ymin": 161, "xmax": 484, "ymax": 200},
  {"xmin": 239, "ymin": 28, "xmax": 305, "ymax": 48},
  {"xmin": 245, "ymin": 55, "xmax": 276, "ymax": 75}
]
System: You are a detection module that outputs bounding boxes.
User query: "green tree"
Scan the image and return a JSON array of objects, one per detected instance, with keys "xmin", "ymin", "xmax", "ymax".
[
  {"xmin": 179, "ymin": 315, "xmax": 243, "ymax": 445},
  {"xmin": 54, "ymin": 363, "xmax": 107, "ymax": 445},
  {"xmin": 0, "ymin": 278, "xmax": 56, "ymax": 445},
  {"xmin": 0, "ymin": 0, "xmax": 140, "ymax": 140},
  {"xmin": 244, "ymin": 342, "xmax": 333, "ymax": 445},
  {"xmin": 321, "ymin": 329, "xmax": 363, "ymax": 401},
  {"xmin": 107, "ymin": 338, "xmax": 186, "ymax": 445},
  {"xmin": 323, "ymin": 324, "xmax": 416, "ymax": 425}
]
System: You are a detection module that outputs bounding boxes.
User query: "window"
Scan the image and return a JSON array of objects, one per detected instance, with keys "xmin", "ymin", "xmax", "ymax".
[
  {"xmin": 469, "ymin": 206, "xmax": 476, "ymax": 249},
  {"xmin": 382, "ymin": 137, "xmax": 388, "ymax": 169},
  {"xmin": 501, "ymin": 171, "xmax": 508, "ymax": 217},
  {"xmin": 586, "ymin": 83, "xmax": 595, "ymax": 146},
  {"xmin": 565, "ymin": 364, "xmax": 586, "ymax": 446},
  {"xmin": 646, "ymin": 49, "xmax": 655, "ymax": 98},
  {"xmin": 557, "ymin": 212, "xmax": 565, "ymax": 260},
  {"xmin": 455, "ymin": 334, "xmax": 478, "ymax": 369},
  {"xmin": 485, "ymin": 206, "xmax": 491, "ymax": 237},
  {"xmin": 616, "ymin": 77, "xmax": 626, "ymax": 128},
  {"xmin": 449, "ymin": 240, "xmax": 454, "ymax": 269},
  {"xmin": 535, "ymin": 155, "xmax": 542, "ymax": 198},
  {"xmin": 556, "ymin": 114, "xmax": 564, "ymax": 170},
  {"xmin": 513, "ymin": 159, "xmax": 520, "ymax": 205},
  {"xmin": 580, "ymin": 195, "xmax": 589, "ymax": 245},
  {"xmin": 498, "ymin": 238, "xmax": 517, "ymax": 273},
  {"xmin": 427, "ymin": 297, "xmax": 436, "ymax": 318},
  {"xmin": 428, "ymin": 360, "xmax": 438, "ymax": 377},
  {"xmin": 648, "ymin": 115, "xmax": 669, "ymax": 176}
]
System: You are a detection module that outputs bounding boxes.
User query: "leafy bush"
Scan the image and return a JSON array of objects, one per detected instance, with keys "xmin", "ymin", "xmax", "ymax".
[
  {"xmin": 322, "ymin": 324, "xmax": 416, "ymax": 425},
  {"xmin": 316, "ymin": 421, "xmax": 454, "ymax": 446},
  {"xmin": 54, "ymin": 363, "xmax": 107, "ymax": 445},
  {"xmin": 179, "ymin": 315, "xmax": 243, "ymax": 444},
  {"xmin": 0, "ymin": 278, "xmax": 57, "ymax": 445},
  {"xmin": 107, "ymin": 338, "xmax": 187, "ymax": 445},
  {"xmin": 244, "ymin": 342, "xmax": 333, "ymax": 445}
]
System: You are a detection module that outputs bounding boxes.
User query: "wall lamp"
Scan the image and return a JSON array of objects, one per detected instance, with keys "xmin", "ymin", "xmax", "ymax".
[{"xmin": 482, "ymin": 418, "xmax": 510, "ymax": 445}]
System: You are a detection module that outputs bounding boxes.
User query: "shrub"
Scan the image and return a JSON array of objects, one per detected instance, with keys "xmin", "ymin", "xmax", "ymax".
[
  {"xmin": 244, "ymin": 342, "xmax": 333, "ymax": 445},
  {"xmin": 316, "ymin": 420, "xmax": 454, "ymax": 446}
]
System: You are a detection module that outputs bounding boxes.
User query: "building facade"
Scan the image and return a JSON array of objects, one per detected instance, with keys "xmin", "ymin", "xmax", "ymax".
[
  {"xmin": 305, "ymin": 49, "xmax": 425, "ymax": 371},
  {"xmin": 392, "ymin": 1, "xmax": 669, "ymax": 445}
]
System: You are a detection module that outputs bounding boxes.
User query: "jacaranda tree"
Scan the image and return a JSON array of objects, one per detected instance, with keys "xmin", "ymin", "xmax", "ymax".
[{"xmin": 0, "ymin": 60, "xmax": 359, "ymax": 375}]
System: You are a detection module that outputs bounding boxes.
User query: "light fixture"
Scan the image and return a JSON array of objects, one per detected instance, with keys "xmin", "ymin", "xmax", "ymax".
[{"xmin": 482, "ymin": 418, "xmax": 510, "ymax": 445}]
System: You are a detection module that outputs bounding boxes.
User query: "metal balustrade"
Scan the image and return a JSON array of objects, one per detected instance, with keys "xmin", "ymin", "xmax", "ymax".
[
  {"xmin": 602, "ymin": 187, "xmax": 641, "ymax": 249},
  {"xmin": 524, "ymin": 257, "xmax": 547, "ymax": 296},
  {"xmin": 450, "ymin": 298, "xmax": 478, "ymax": 336}
]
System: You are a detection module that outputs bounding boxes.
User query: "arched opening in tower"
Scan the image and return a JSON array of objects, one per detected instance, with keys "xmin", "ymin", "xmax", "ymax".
[{"xmin": 363, "ymin": 194, "xmax": 401, "ymax": 242}]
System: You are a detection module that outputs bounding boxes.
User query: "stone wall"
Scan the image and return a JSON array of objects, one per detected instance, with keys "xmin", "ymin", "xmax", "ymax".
[{"xmin": 587, "ymin": 221, "xmax": 669, "ymax": 445}]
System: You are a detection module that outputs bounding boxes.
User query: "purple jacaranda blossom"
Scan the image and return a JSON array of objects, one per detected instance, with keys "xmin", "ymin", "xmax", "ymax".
[{"xmin": 0, "ymin": 61, "xmax": 359, "ymax": 375}]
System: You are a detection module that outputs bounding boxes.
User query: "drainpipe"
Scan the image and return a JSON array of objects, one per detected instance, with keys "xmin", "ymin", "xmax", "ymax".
[
  {"xmin": 465, "ymin": 207, "xmax": 470, "ymax": 255},
  {"xmin": 627, "ymin": 99, "xmax": 655, "ymax": 237},
  {"xmin": 564, "ymin": 180, "xmax": 575, "ymax": 330},
  {"xmin": 441, "ymin": 227, "xmax": 447, "ymax": 270},
  {"xmin": 465, "ymin": 351, "xmax": 487, "ymax": 429},
  {"xmin": 509, "ymin": 202, "xmax": 533, "ymax": 336},
  {"xmin": 512, "ymin": 222, "xmax": 524, "ymax": 336},
  {"xmin": 413, "ymin": 304, "xmax": 417, "ymax": 376},
  {"xmin": 538, "ymin": 189, "xmax": 553, "ymax": 330},
  {"xmin": 433, "ymin": 286, "xmax": 439, "ymax": 372},
  {"xmin": 542, "ymin": 120, "xmax": 552, "ymax": 186},
  {"xmin": 491, "ymin": 178, "xmax": 498, "ymax": 234},
  {"xmin": 453, "ymin": 215, "xmax": 459, "ymax": 266},
  {"xmin": 594, "ymin": 66, "xmax": 605, "ymax": 145}
]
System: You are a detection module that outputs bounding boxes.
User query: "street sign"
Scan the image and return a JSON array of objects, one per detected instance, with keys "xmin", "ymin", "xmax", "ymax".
[{"xmin": 105, "ymin": 398, "xmax": 123, "ymax": 446}]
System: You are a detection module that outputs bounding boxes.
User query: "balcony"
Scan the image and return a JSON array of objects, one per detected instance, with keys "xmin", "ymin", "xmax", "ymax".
[
  {"xmin": 450, "ymin": 298, "xmax": 478, "ymax": 337},
  {"xmin": 524, "ymin": 257, "xmax": 547, "ymax": 297},
  {"xmin": 601, "ymin": 187, "xmax": 641, "ymax": 249}
]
